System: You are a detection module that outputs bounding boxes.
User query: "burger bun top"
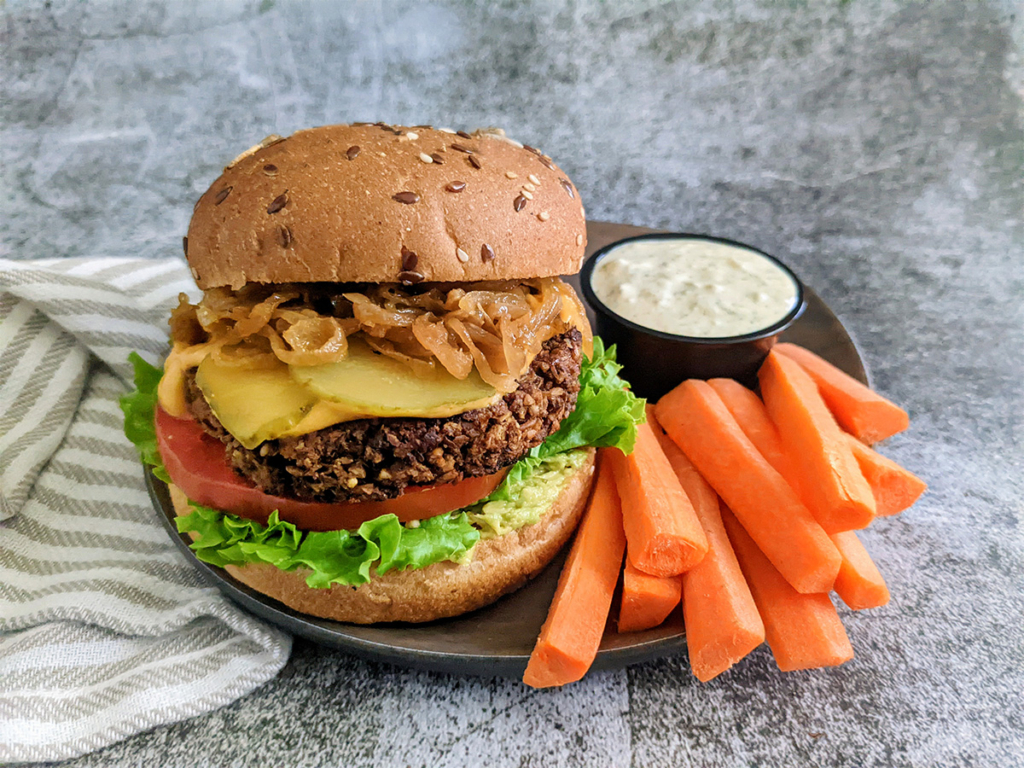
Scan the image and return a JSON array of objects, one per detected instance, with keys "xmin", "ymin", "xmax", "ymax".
[{"xmin": 185, "ymin": 124, "xmax": 586, "ymax": 290}]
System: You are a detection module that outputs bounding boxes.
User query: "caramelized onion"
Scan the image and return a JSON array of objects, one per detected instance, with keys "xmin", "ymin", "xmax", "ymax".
[
  {"xmin": 412, "ymin": 314, "xmax": 474, "ymax": 379},
  {"xmin": 170, "ymin": 278, "xmax": 588, "ymax": 393}
]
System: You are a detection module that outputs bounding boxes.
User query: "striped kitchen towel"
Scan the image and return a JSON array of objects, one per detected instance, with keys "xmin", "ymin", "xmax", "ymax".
[{"xmin": 0, "ymin": 258, "xmax": 292, "ymax": 764}]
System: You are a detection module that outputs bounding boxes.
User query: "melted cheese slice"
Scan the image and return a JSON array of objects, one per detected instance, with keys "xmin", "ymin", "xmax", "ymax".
[
  {"xmin": 557, "ymin": 282, "xmax": 594, "ymax": 358},
  {"xmin": 275, "ymin": 401, "xmax": 364, "ymax": 440}
]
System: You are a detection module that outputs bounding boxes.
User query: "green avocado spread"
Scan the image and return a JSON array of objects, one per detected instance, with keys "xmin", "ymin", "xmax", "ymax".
[{"xmin": 466, "ymin": 449, "xmax": 591, "ymax": 539}]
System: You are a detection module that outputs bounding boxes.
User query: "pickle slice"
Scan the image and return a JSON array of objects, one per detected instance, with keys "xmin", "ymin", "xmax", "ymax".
[
  {"xmin": 289, "ymin": 340, "xmax": 500, "ymax": 418},
  {"xmin": 195, "ymin": 356, "xmax": 319, "ymax": 449}
]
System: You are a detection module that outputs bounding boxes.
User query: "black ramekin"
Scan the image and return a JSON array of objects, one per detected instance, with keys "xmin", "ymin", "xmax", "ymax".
[{"xmin": 581, "ymin": 233, "xmax": 807, "ymax": 401}]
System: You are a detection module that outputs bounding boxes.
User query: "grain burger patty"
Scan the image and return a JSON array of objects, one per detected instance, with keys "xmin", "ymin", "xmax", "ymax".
[
  {"xmin": 140, "ymin": 122, "xmax": 625, "ymax": 625},
  {"xmin": 184, "ymin": 329, "xmax": 583, "ymax": 503}
]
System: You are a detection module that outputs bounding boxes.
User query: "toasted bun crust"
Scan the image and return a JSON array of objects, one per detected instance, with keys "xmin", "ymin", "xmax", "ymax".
[
  {"xmin": 170, "ymin": 448, "xmax": 594, "ymax": 624},
  {"xmin": 185, "ymin": 124, "xmax": 586, "ymax": 290}
]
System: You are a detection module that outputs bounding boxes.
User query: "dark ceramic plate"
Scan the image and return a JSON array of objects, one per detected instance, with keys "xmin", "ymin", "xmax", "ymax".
[{"xmin": 147, "ymin": 221, "xmax": 867, "ymax": 678}]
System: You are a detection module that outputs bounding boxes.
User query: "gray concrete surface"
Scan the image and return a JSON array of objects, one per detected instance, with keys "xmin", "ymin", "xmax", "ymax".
[{"xmin": 3, "ymin": 1, "xmax": 1022, "ymax": 766}]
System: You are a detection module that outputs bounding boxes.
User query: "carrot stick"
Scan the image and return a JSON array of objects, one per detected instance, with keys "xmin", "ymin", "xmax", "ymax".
[
  {"xmin": 606, "ymin": 420, "xmax": 708, "ymax": 577},
  {"xmin": 707, "ymin": 378, "xmax": 796, "ymax": 482},
  {"xmin": 709, "ymin": 377, "xmax": 826, "ymax": 525},
  {"xmin": 523, "ymin": 453, "xmax": 626, "ymax": 688},
  {"xmin": 844, "ymin": 433, "xmax": 927, "ymax": 517},
  {"xmin": 831, "ymin": 530, "xmax": 890, "ymax": 610},
  {"xmin": 647, "ymin": 413, "xmax": 722, "ymax": 535},
  {"xmin": 617, "ymin": 560, "xmax": 683, "ymax": 633},
  {"xmin": 647, "ymin": 407, "xmax": 765, "ymax": 680},
  {"xmin": 720, "ymin": 505, "xmax": 854, "ymax": 672},
  {"xmin": 656, "ymin": 380, "xmax": 840, "ymax": 594},
  {"xmin": 775, "ymin": 342, "xmax": 909, "ymax": 444},
  {"xmin": 609, "ymin": 407, "xmax": 688, "ymax": 633},
  {"xmin": 759, "ymin": 351, "xmax": 877, "ymax": 533}
]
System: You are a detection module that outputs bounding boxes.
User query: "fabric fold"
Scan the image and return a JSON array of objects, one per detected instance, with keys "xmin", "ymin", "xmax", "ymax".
[{"xmin": 0, "ymin": 258, "xmax": 291, "ymax": 764}]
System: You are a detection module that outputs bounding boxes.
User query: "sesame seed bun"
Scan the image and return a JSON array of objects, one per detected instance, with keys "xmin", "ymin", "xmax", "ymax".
[
  {"xmin": 169, "ymin": 447, "xmax": 595, "ymax": 624},
  {"xmin": 185, "ymin": 124, "xmax": 586, "ymax": 290}
]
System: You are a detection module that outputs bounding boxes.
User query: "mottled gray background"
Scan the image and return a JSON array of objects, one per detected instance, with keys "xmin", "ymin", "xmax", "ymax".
[{"xmin": 3, "ymin": 0, "xmax": 1023, "ymax": 766}]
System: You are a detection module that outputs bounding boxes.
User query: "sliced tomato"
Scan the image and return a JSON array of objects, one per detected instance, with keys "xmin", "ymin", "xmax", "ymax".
[{"xmin": 155, "ymin": 407, "xmax": 505, "ymax": 532}]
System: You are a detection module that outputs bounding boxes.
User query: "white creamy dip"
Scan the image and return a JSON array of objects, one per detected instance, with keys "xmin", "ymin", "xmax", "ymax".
[{"xmin": 590, "ymin": 238, "xmax": 799, "ymax": 338}]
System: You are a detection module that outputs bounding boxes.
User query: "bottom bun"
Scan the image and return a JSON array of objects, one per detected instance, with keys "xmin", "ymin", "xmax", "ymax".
[{"xmin": 170, "ymin": 447, "xmax": 595, "ymax": 624}]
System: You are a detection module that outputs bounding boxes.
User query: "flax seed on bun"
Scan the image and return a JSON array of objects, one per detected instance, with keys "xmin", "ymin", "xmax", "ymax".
[{"xmin": 185, "ymin": 124, "xmax": 586, "ymax": 290}]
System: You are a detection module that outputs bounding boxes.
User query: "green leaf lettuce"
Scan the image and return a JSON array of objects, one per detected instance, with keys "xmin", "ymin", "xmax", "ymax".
[
  {"xmin": 176, "ymin": 506, "xmax": 479, "ymax": 589},
  {"xmin": 119, "ymin": 352, "xmax": 170, "ymax": 483}
]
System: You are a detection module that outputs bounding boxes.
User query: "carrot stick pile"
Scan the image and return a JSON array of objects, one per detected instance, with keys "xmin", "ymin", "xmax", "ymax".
[
  {"xmin": 525, "ymin": 343, "xmax": 924, "ymax": 688},
  {"xmin": 655, "ymin": 380, "xmax": 841, "ymax": 594}
]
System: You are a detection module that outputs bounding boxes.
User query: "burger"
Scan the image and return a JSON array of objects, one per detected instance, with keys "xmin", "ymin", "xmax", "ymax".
[{"xmin": 122, "ymin": 123, "xmax": 643, "ymax": 624}]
